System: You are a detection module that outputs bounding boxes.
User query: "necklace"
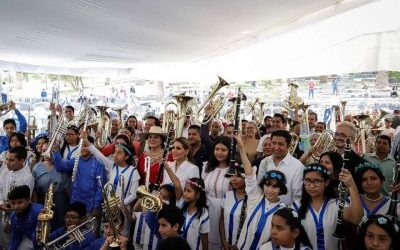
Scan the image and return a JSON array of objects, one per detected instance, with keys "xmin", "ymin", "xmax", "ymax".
[{"xmin": 364, "ymin": 193, "xmax": 383, "ymax": 202}]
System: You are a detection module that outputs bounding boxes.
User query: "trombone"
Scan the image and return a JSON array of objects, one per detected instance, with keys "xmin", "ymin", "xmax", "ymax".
[{"xmin": 195, "ymin": 76, "xmax": 229, "ymax": 124}]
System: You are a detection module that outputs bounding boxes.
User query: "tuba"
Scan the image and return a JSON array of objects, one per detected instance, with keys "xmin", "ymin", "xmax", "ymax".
[
  {"xmin": 353, "ymin": 114, "xmax": 370, "ymax": 154},
  {"xmin": 0, "ymin": 101, "xmax": 13, "ymax": 116},
  {"xmin": 102, "ymin": 183, "xmax": 123, "ymax": 248},
  {"xmin": 311, "ymin": 130, "xmax": 335, "ymax": 160},
  {"xmin": 113, "ymin": 106, "xmax": 125, "ymax": 129},
  {"xmin": 37, "ymin": 182, "xmax": 56, "ymax": 246},
  {"xmin": 95, "ymin": 106, "xmax": 111, "ymax": 147},
  {"xmin": 289, "ymin": 133, "xmax": 300, "ymax": 155},
  {"xmin": 195, "ymin": 76, "xmax": 229, "ymax": 124},
  {"xmin": 162, "ymin": 94, "xmax": 193, "ymax": 138},
  {"xmin": 45, "ymin": 217, "xmax": 96, "ymax": 249},
  {"xmin": 371, "ymin": 109, "xmax": 388, "ymax": 128}
]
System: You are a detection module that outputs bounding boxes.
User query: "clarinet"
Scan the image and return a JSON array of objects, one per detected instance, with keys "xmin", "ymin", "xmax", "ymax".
[
  {"xmin": 226, "ymin": 88, "xmax": 243, "ymax": 176},
  {"xmin": 235, "ymin": 194, "xmax": 247, "ymax": 244},
  {"xmin": 387, "ymin": 143, "xmax": 400, "ymax": 220},
  {"xmin": 151, "ymin": 123, "xmax": 174, "ymax": 193},
  {"xmin": 333, "ymin": 138, "xmax": 351, "ymax": 246}
]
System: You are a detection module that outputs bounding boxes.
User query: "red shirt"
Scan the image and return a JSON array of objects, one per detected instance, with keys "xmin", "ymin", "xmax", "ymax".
[{"xmin": 137, "ymin": 152, "xmax": 173, "ymax": 186}]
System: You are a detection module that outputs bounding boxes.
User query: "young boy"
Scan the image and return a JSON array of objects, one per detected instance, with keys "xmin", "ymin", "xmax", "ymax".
[
  {"xmin": 53, "ymin": 136, "xmax": 105, "ymax": 226},
  {"xmin": 8, "ymin": 185, "xmax": 43, "ymax": 250},
  {"xmin": 90, "ymin": 212, "xmax": 128, "ymax": 250},
  {"xmin": 157, "ymin": 205, "xmax": 190, "ymax": 248},
  {"xmin": 0, "ymin": 146, "xmax": 34, "ymax": 248},
  {"xmin": 0, "ymin": 102, "xmax": 28, "ymax": 154},
  {"xmin": 47, "ymin": 202, "xmax": 95, "ymax": 250}
]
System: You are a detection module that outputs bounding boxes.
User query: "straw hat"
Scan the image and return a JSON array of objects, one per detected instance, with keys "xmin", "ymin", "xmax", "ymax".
[{"xmin": 140, "ymin": 126, "xmax": 167, "ymax": 140}]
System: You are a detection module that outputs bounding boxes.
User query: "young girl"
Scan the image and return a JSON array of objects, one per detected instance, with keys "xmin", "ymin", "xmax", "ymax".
[
  {"xmin": 220, "ymin": 167, "xmax": 246, "ymax": 250},
  {"xmin": 260, "ymin": 207, "xmax": 312, "ymax": 250},
  {"xmin": 202, "ymin": 136, "xmax": 233, "ymax": 249},
  {"xmin": 237, "ymin": 134, "xmax": 287, "ymax": 250},
  {"xmin": 293, "ymin": 163, "xmax": 363, "ymax": 250},
  {"xmin": 84, "ymin": 132, "xmax": 139, "ymax": 236},
  {"xmin": 60, "ymin": 125, "xmax": 80, "ymax": 160},
  {"xmin": 354, "ymin": 162, "xmax": 399, "ymax": 219},
  {"xmin": 356, "ymin": 214, "xmax": 399, "ymax": 250},
  {"xmin": 181, "ymin": 177, "xmax": 210, "ymax": 250}
]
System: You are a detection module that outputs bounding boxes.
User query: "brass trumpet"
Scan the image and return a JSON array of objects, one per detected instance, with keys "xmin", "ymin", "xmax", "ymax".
[
  {"xmin": 102, "ymin": 183, "xmax": 123, "ymax": 248},
  {"xmin": 0, "ymin": 101, "xmax": 13, "ymax": 116},
  {"xmin": 311, "ymin": 130, "xmax": 335, "ymax": 160},
  {"xmin": 195, "ymin": 76, "xmax": 229, "ymax": 124}
]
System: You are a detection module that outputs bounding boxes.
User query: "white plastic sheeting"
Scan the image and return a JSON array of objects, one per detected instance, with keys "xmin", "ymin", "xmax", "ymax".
[{"xmin": 0, "ymin": 0, "xmax": 392, "ymax": 80}]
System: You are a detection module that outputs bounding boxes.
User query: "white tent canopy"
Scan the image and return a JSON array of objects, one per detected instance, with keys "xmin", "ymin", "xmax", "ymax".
[{"xmin": 0, "ymin": 0, "xmax": 397, "ymax": 80}]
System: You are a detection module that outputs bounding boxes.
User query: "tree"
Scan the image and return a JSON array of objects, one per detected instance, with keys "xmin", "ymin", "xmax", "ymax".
[{"xmin": 47, "ymin": 74, "xmax": 85, "ymax": 91}]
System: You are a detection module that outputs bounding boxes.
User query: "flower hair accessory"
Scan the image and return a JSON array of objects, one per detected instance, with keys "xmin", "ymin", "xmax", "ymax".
[
  {"xmin": 186, "ymin": 180, "xmax": 205, "ymax": 191},
  {"xmin": 291, "ymin": 210, "xmax": 298, "ymax": 218},
  {"xmin": 377, "ymin": 217, "xmax": 388, "ymax": 225},
  {"xmin": 304, "ymin": 164, "xmax": 331, "ymax": 176},
  {"xmin": 263, "ymin": 171, "xmax": 286, "ymax": 184},
  {"xmin": 355, "ymin": 161, "xmax": 381, "ymax": 173},
  {"xmin": 394, "ymin": 224, "xmax": 399, "ymax": 233}
]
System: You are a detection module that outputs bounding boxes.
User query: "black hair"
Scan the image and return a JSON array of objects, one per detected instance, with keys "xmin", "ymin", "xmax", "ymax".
[
  {"xmin": 103, "ymin": 210, "xmax": 125, "ymax": 226},
  {"xmin": 354, "ymin": 165, "xmax": 385, "ymax": 194},
  {"xmin": 67, "ymin": 202, "xmax": 87, "ymax": 218},
  {"xmin": 376, "ymin": 134, "xmax": 391, "ymax": 147},
  {"xmin": 125, "ymin": 115, "xmax": 138, "ymax": 129},
  {"xmin": 60, "ymin": 125, "xmax": 80, "ymax": 156},
  {"xmin": 160, "ymin": 184, "xmax": 177, "ymax": 205},
  {"xmin": 146, "ymin": 115, "xmax": 161, "ymax": 127},
  {"xmin": 356, "ymin": 215, "xmax": 399, "ymax": 250},
  {"xmin": 319, "ymin": 151, "xmax": 343, "ymax": 175},
  {"xmin": 65, "ymin": 105, "xmax": 75, "ymax": 113},
  {"xmin": 205, "ymin": 136, "xmax": 232, "ymax": 173},
  {"xmin": 3, "ymin": 118, "xmax": 16, "ymax": 128},
  {"xmin": 259, "ymin": 170, "xmax": 288, "ymax": 195},
  {"xmin": 316, "ymin": 121, "xmax": 326, "ymax": 129},
  {"xmin": 157, "ymin": 205, "xmax": 185, "ymax": 232},
  {"xmin": 271, "ymin": 130, "xmax": 292, "ymax": 146},
  {"xmin": 298, "ymin": 164, "xmax": 337, "ymax": 219},
  {"xmin": 158, "ymin": 237, "xmax": 191, "ymax": 250},
  {"xmin": 123, "ymin": 126, "xmax": 135, "ymax": 137},
  {"xmin": 8, "ymin": 132, "xmax": 27, "ymax": 148},
  {"xmin": 273, "ymin": 113, "xmax": 287, "ymax": 124},
  {"xmin": 115, "ymin": 134, "xmax": 131, "ymax": 145},
  {"xmin": 9, "ymin": 146, "xmax": 28, "ymax": 160},
  {"xmin": 87, "ymin": 135, "xmax": 94, "ymax": 144},
  {"xmin": 188, "ymin": 124, "xmax": 201, "ymax": 134},
  {"xmin": 227, "ymin": 123, "xmax": 235, "ymax": 128},
  {"xmin": 8, "ymin": 185, "xmax": 30, "ymax": 200},
  {"xmin": 272, "ymin": 208, "xmax": 312, "ymax": 250},
  {"xmin": 115, "ymin": 143, "xmax": 135, "ymax": 166},
  {"xmin": 264, "ymin": 115, "xmax": 272, "ymax": 121},
  {"xmin": 182, "ymin": 178, "xmax": 208, "ymax": 219},
  {"xmin": 34, "ymin": 136, "xmax": 49, "ymax": 160},
  {"xmin": 241, "ymin": 119, "xmax": 248, "ymax": 123}
]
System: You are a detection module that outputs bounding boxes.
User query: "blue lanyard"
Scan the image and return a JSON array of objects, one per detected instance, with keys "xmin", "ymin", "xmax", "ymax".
[
  {"xmin": 361, "ymin": 195, "xmax": 389, "ymax": 217},
  {"xmin": 228, "ymin": 192, "xmax": 243, "ymax": 245},
  {"xmin": 66, "ymin": 145, "xmax": 78, "ymax": 160},
  {"xmin": 182, "ymin": 211, "xmax": 198, "ymax": 239},
  {"xmin": 112, "ymin": 164, "xmax": 130, "ymax": 192},
  {"xmin": 309, "ymin": 200, "xmax": 328, "ymax": 250},
  {"xmin": 250, "ymin": 202, "xmax": 280, "ymax": 250}
]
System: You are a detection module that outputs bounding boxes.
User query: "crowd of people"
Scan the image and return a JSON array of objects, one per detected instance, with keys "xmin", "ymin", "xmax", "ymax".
[{"xmin": 0, "ymin": 98, "xmax": 399, "ymax": 250}]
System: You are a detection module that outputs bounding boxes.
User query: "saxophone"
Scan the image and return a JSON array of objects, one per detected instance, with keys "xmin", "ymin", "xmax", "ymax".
[{"xmin": 37, "ymin": 182, "xmax": 56, "ymax": 246}]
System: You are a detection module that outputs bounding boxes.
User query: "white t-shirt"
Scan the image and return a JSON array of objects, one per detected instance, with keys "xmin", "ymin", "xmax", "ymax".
[
  {"xmin": 108, "ymin": 165, "xmax": 140, "ymax": 205},
  {"xmin": 0, "ymin": 167, "xmax": 34, "ymax": 204}
]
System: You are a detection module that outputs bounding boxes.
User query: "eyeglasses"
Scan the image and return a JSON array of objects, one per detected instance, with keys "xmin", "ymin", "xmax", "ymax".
[{"xmin": 304, "ymin": 178, "xmax": 325, "ymax": 187}]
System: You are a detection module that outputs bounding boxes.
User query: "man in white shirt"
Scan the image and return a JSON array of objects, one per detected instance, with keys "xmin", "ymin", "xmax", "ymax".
[
  {"xmin": 257, "ymin": 130, "xmax": 304, "ymax": 205},
  {"xmin": 256, "ymin": 113, "xmax": 287, "ymax": 155}
]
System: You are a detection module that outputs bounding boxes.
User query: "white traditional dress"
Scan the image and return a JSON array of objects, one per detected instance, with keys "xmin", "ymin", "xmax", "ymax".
[
  {"xmin": 293, "ymin": 199, "xmax": 343, "ymax": 250},
  {"xmin": 202, "ymin": 166, "xmax": 231, "ymax": 250},
  {"xmin": 259, "ymin": 241, "xmax": 312, "ymax": 250},
  {"xmin": 163, "ymin": 160, "xmax": 199, "ymax": 189},
  {"xmin": 221, "ymin": 190, "xmax": 245, "ymax": 247},
  {"xmin": 360, "ymin": 195, "xmax": 400, "ymax": 221},
  {"xmin": 182, "ymin": 209, "xmax": 210, "ymax": 250}
]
